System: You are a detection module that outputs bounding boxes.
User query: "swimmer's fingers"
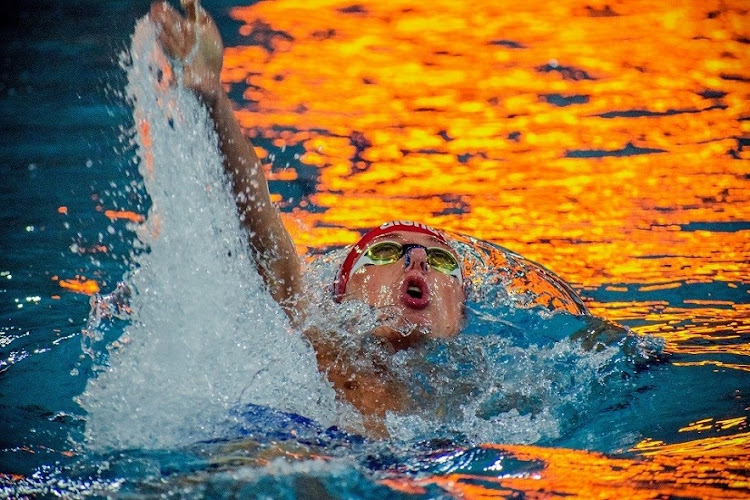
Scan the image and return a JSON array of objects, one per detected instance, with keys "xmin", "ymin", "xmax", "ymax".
[
  {"xmin": 181, "ymin": 0, "xmax": 200, "ymax": 23},
  {"xmin": 150, "ymin": 1, "xmax": 224, "ymax": 97},
  {"xmin": 150, "ymin": 2, "xmax": 193, "ymax": 61}
]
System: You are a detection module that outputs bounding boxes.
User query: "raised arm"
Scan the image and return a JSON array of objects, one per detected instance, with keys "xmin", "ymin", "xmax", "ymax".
[
  {"xmin": 150, "ymin": 2, "xmax": 411, "ymax": 435},
  {"xmin": 150, "ymin": 1, "xmax": 303, "ymax": 319}
]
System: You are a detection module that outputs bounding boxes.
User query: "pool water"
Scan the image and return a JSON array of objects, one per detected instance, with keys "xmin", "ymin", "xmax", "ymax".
[{"xmin": 1, "ymin": 0, "xmax": 748, "ymax": 498}]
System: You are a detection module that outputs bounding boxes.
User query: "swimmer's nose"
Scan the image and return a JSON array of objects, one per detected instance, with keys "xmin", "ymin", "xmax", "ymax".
[{"xmin": 404, "ymin": 247, "xmax": 429, "ymax": 273}]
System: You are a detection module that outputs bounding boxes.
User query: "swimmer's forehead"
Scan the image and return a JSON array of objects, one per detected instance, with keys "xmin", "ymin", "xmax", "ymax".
[{"xmin": 370, "ymin": 231, "xmax": 454, "ymax": 250}]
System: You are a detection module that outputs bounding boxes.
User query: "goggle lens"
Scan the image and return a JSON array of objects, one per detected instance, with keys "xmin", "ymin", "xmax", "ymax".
[
  {"xmin": 366, "ymin": 241, "xmax": 403, "ymax": 263},
  {"xmin": 427, "ymin": 248, "xmax": 459, "ymax": 273},
  {"xmin": 362, "ymin": 241, "xmax": 460, "ymax": 278}
]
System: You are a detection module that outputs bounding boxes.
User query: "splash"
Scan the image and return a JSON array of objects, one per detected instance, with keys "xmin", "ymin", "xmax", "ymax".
[
  {"xmin": 78, "ymin": 15, "xmax": 660, "ymax": 453},
  {"xmin": 301, "ymin": 239, "xmax": 659, "ymax": 446},
  {"xmin": 78, "ymin": 17, "xmax": 336, "ymax": 451}
]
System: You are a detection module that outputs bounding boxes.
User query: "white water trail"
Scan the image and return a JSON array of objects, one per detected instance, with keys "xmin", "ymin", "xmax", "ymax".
[{"xmin": 79, "ymin": 17, "xmax": 336, "ymax": 451}]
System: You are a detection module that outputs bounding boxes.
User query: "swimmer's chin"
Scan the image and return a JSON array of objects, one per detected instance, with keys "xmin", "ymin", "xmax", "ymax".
[
  {"xmin": 372, "ymin": 324, "xmax": 429, "ymax": 351},
  {"xmin": 368, "ymin": 305, "xmax": 437, "ymax": 350}
]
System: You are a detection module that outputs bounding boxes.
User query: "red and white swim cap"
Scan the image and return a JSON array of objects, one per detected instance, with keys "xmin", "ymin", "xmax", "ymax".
[{"xmin": 333, "ymin": 221, "xmax": 451, "ymax": 301}]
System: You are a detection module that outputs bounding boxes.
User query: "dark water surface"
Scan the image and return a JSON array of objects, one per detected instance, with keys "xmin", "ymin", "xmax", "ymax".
[{"xmin": 1, "ymin": 1, "xmax": 748, "ymax": 498}]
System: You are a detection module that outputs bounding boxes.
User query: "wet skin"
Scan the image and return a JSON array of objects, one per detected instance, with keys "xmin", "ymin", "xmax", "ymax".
[{"xmin": 341, "ymin": 230, "xmax": 465, "ymax": 350}]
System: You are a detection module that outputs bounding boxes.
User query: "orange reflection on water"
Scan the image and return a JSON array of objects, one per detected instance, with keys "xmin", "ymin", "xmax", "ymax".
[
  {"xmin": 58, "ymin": 276, "xmax": 100, "ymax": 295},
  {"xmin": 678, "ymin": 416, "xmax": 747, "ymax": 433},
  {"xmin": 225, "ymin": 0, "xmax": 749, "ymax": 359},
  {"xmin": 225, "ymin": 0, "xmax": 748, "ymax": 290},
  {"xmin": 104, "ymin": 210, "xmax": 145, "ymax": 223},
  {"xmin": 492, "ymin": 440, "xmax": 750, "ymax": 499},
  {"xmin": 218, "ymin": 0, "xmax": 748, "ymax": 496},
  {"xmin": 382, "ymin": 440, "xmax": 749, "ymax": 499},
  {"xmin": 587, "ymin": 298, "xmax": 749, "ymax": 363}
]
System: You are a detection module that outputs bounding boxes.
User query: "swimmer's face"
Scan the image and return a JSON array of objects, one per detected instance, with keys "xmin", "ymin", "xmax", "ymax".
[{"xmin": 342, "ymin": 231, "xmax": 465, "ymax": 349}]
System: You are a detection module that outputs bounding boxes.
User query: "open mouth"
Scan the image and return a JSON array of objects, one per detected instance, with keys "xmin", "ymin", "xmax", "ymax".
[{"xmin": 400, "ymin": 275, "xmax": 429, "ymax": 310}]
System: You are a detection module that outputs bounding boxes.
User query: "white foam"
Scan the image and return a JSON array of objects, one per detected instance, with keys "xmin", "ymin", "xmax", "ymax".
[
  {"xmin": 79, "ymin": 17, "xmax": 642, "ymax": 452},
  {"xmin": 79, "ymin": 17, "xmax": 336, "ymax": 451},
  {"xmin": 384, "ymin": 338, "xmax": 624, "ymax": 445}
]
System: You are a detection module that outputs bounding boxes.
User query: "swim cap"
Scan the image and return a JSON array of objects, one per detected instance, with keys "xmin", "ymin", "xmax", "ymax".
[{"xmin": 333, "ymin": 221, "xmax": 451, "ymax": 301}]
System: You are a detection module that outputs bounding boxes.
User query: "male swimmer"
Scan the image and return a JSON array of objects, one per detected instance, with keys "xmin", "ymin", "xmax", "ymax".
[{"xmin": 151, "ymin": 0, "xmax": 467, "ymax": 434}]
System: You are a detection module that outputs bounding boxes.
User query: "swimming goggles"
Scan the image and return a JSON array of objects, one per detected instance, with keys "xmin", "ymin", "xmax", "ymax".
[{"xmin": 349, "ymin": 240, "xmax": 463, "ymax": 283}]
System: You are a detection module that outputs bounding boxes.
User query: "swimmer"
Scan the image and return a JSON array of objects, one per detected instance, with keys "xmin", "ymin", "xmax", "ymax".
[{"xmin": 150, "ymin": 0, "xmax": 471, "ymax": 433}]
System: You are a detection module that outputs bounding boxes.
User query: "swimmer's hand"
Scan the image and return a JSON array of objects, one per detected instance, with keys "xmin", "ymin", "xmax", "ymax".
[{"xmin": 150, "ymin": 0, "xmax": 224, "ymax": 101}]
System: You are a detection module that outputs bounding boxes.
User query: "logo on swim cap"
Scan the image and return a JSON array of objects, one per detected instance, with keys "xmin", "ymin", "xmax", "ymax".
[
  {"xmin": 333, "ymin": 221, "xmax": 451, "ymax": 301},
  {"xmin": 378, "ymin": 220, "xmax": 444, "ymax": 238}
]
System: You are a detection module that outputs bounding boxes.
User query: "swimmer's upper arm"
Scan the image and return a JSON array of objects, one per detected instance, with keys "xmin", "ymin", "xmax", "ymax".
[
  {"xmin": 205, "ymin": 90, "xmax": 305, "ymax": 322},
  {"xmin": 151, "ymin": 0, "xmax": 304, "ymax": 321}
]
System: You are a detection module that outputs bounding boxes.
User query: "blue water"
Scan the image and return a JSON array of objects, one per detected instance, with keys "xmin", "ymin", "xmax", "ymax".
[{"xmin": 1, "ymin": 2, "xmax": 748, "ymax": 498}]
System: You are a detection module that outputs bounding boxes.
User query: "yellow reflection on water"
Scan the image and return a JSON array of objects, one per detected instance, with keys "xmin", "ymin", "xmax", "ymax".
[
  {"xmin": 382, "ymin": 441, "xmax": 750, "ymax": 499},
  {"xmin": 223, "ymin": 0, "xmax": 748, "ymax": 342},
  {"xmin": 218, "ymin": 0, "xmax": 749, "ymax": 496},
  {"xmin": 225, "ymin": 0, "xmax": 748, "ymax": 286}
]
